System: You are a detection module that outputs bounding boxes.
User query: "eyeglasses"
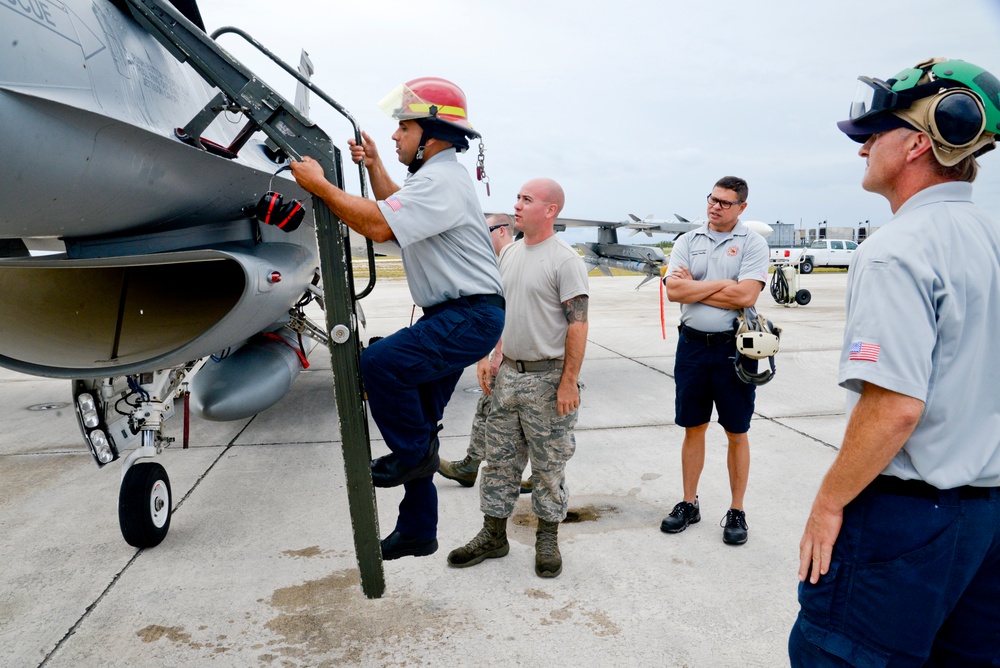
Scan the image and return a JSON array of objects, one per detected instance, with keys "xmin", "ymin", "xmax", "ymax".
[
  {"xmin": 707, "ymin": 195, "xmax": 741, "ymax": 210},
  {"xmin": 488, "ymin": 223, "xmax": 509, "ymax": 232}
]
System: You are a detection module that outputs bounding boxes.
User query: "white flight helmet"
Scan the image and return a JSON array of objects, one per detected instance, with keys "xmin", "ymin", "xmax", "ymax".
[{"xmin": 734, "ymin": 309, "xmax": 780, "ymax": 385}]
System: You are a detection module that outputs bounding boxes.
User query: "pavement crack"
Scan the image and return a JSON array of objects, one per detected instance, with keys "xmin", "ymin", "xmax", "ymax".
[
  {"xmin": 38, "ymin": 551, "xmax": 143, "ymax": 668},
  {"xmin": 588, "ymin": 340, "xmax": 676, "ymax": 378},
  {"xmin": 37, "ymin": 416, "xmax": 258, "ymax": 667}
]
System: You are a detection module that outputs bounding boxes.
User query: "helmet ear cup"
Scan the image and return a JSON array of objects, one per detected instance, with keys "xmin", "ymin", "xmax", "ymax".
[
  {"xmin": 255, "ymin": 191, "xmax": 305, "ymax": 232},
  {"xmin": 929, "ymin": 89, "xmax": 986, "ymax": 148},
  {"xmin": 733, "ymin": 311, "xmax": 779, "ymax": 385}
]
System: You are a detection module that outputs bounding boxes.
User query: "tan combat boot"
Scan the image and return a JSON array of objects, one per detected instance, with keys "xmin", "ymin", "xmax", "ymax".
[
  {"xmin": 519, "ymin": 476, "xmax": 534, "ymax": 495},
  {"xmin": 535, "ymin": 519, "xmax": 562, "ymax": 578},
  {"xmin": 438, "ymin": 455, "xmax": 482, "ymax": 487},
  {"xmin": 447, "ymin": 515, "xmax": 509, "ymax": 567}
]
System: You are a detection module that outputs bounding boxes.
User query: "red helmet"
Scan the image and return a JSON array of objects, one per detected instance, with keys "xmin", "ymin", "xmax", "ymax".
[{"xmin": 378, "ymin": 77, "xmax": 480, "ymax": 139}]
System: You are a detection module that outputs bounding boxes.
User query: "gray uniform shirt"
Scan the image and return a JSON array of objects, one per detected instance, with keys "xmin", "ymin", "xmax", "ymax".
[
  {"xmin": 376, "ymin": 149, "xmax": 502, "ymax": 307},
  {"xmin": 498, "ymin": 235, "xmax": 589, "ymax": 361},
  {"xmin": 667, "ymin": 221, "xmax": 770, "ymax": 332},
  {"xmin": 840, "ymin": 181, "xmax": 1000, "ymax": 488}
]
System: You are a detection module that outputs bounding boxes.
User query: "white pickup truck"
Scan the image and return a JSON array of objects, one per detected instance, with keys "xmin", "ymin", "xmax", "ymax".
[{"xmin": 769, "ymin": 239, "xmax": 858, "ymax": 274}]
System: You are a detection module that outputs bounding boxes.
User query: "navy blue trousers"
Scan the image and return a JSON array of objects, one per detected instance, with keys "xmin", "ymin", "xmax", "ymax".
[
  {"xmin": 360, "ymin": 298, "xmax": 503, "ymax": 539},
  {"xmin": 790, "ymin": 480, "xmax": 1000, "ymax": 667}
]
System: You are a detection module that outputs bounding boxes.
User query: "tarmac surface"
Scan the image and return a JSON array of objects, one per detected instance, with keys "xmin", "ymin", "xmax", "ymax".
[{"xmin": 0, "ymin": 271, "xmax": 852, "ymax": 667}]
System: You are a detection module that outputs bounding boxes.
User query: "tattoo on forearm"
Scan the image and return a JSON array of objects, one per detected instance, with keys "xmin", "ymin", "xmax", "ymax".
[{"xmin": 562, "ymin": 295, "xmax": 589, "ymax": 324}]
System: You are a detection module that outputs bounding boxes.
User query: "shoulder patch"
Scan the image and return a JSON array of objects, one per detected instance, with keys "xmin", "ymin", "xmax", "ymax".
[{"xmin": 849, "ymin": 340, "xmax": 880, "ymax": 362}]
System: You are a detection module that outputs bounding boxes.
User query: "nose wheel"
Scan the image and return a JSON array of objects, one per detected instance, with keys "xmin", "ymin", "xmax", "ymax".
[{"xmin": 119, "ymin": 462, "xmax": 172, "ymax": 548}]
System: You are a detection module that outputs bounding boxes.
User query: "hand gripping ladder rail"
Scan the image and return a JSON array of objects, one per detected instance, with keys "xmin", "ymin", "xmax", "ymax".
[{"xmin": 125, "ymin": 0, "xmax": 385, "ymax": 597}]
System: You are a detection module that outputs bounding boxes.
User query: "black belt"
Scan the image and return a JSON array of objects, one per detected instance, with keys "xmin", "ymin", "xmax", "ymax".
[
  {"xmin": 465, "ymin": 293, "xmax": 505, "ymax": 310},
  {"xmin": 503, "ymin": 356, "xmax": 563, "ymax": 373},
  {"xmin": 679, "ymin": 324, "xmax": 734, "ymax": 346},
  {"xmin": 869, "ymin": 475, "xmax": 996, "ymax": 500},
  {"xmin": 429, "ymin": 293, "xmax": 505, "ymax": 313}
]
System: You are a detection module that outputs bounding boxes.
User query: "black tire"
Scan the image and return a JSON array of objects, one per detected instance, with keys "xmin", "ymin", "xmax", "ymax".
[
  {"xmin": 795, "ymin": 289, "xmax": 812, "ymax": 306},
  {"xmin": 119, "ymin": 462, "xmax": 171, "ymax": 548},
  {"xmin": 799, "ymin": 258, "xmax": 814, "ymax": 274}
]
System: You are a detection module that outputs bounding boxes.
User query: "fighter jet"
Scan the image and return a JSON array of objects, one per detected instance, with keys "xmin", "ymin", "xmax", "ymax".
[
  {"xmin": 555, "ymin": 214, "xmax": 774, "ymax": 288},
  {"xmin": 0, "ymin": 0, "xmax": 367, "ymax": 547}
]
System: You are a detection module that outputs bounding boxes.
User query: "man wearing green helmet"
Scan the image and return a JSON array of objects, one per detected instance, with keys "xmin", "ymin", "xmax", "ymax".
[{"xmin": 791, "ymin": 58, "xmax": 1000, "ymax": 666}]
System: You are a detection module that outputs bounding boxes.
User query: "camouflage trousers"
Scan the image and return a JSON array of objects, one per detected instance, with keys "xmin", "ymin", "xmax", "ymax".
[
  {"xmin": 467, "ymin": 383, "xmax": 492, "ymax": 461},
  {"xmin": 479, "ymin": 364, "xmax": 578, "ymax": 523}
]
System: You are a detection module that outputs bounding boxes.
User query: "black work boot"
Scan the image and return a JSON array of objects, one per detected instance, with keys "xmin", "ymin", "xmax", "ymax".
[
  {"xmin": 447, "ymin": 515, "xmax": 509, "ymax": 568},
  {"xmin": 535, "ymin": 519, "xmax": 562, "ymax": 578},
  {"xmin": 380, "ymin": 531, "xmax": 438, "ymax": 561},
  {"xmin": 438, "ymin": 454, "xmax": 482, "ymax": 487},
  {"xmin": 660, "ymin": 498, "xmax": 700, "ymax": 533},
  {"xmin": 371, "ymin": 426, "xmax": 442, "ymax": 488}
]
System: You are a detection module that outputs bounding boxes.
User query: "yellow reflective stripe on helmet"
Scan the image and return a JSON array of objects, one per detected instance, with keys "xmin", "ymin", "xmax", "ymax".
[{"xmin": 406, "ymin": 103, "xmax": 467, "ymax": 118}]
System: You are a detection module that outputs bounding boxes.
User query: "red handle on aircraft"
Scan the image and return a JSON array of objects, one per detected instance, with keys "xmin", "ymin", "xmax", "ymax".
[{"xmin": 659, "ymin": 278, "xmax": 667, "ymax": 340}]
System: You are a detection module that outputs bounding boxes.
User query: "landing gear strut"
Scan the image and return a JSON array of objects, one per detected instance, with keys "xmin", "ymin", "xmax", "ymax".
[{"xmin": 74, "ymin": 365, "xmax": 198, "ymax": 547}]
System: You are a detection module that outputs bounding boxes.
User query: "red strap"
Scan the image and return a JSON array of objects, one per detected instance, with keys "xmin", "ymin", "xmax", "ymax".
[
  {"xmin": 261, "ymin": 332, "xmax": 310, "ymax": 369},
  {"xmin": 264, "ymin": 193, "xmax": 278, "ymax": 224},
  {"xmin": 277, "ymin": 201, "xmax": 302, "ymax": 229},
  {"xmin": 659, "ymin": 276, "xmax": 666, "ymax": 340}
]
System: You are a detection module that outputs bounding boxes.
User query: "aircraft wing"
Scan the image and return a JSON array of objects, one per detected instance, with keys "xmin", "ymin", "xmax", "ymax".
[
  {"xmin": 550, "ymin": 213, "xmax": 771, "ymax": 289},
  {"xmin": 555, "ymin": 214, "xmax": 700, "ymax": 237}
]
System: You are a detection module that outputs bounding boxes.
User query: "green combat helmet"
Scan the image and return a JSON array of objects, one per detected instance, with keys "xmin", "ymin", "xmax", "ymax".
[{"xmin": 837, "ymin": 57, "xmax": 1000, "ymax": 166}]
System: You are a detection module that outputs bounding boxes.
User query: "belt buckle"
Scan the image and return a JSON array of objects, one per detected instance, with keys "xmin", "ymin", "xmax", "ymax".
[{"xmin": 516, "ymin": 360, "xmax": 527, "ymax": 373}]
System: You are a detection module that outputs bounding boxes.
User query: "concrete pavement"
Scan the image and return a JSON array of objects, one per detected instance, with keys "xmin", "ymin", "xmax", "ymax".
[{"xmin": 0, "ymin": 272, "xmax": 851, "ymax": 667}]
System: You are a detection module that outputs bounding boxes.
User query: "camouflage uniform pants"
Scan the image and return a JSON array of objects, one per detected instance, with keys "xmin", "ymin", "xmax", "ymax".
[
  {"xmin": 479, "ymin": 364, "xmax": 578, "ymax": 523},
  {"xmin": 467, "ymin": 382, "xmax": 492, "ymax": 461}
]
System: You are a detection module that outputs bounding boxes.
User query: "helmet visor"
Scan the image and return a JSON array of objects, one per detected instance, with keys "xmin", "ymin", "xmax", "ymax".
[
  {"xmin": 849, "ymin": 76, "xmax": 900, "ymax": 122},
  {"xmin": 838, "ymin": 76, "xmax": 918, "ymax": 142}
]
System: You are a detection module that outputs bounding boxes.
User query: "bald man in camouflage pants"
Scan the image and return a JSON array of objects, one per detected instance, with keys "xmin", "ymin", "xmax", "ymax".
[
  {"xmin": 448, "ymin": 178, "xmax": 589, "ymax": 578},
  {"xmin": 438, "ymin": 214, "xmax": 532, "ymax": 495}
]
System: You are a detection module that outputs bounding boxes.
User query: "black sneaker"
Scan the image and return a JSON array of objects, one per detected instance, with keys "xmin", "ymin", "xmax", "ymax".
[
  {"xmin": 721, "ymin": 509, "xmax": 748, "ymax": 545},
  {"xmin": 660, "ymin": 499, "xmax": 700, "ymax": 533}
]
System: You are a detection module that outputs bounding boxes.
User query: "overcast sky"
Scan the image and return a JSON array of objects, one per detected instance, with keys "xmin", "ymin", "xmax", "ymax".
[{"xmin": 198, "ymin": 0, "xmax": 1000, "ymax": 239}]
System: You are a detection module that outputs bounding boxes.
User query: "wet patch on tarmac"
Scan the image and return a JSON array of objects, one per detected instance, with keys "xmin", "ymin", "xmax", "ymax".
[
  {"xmin": 280, "ymin": 546, "xmax": 341, "ymax": 559},
  {"xmin": 136, "ymin": 625, "xmax": 192, "ymax": 644},
  {"xmin": 136, "ymin": 624, "xmax": 241, "ymax": 655},
  {"xmin": 258, "ymin": 568, "xmax": 471, "ymax": 666},
  {"xmin": 510, "ymin": 495, "xmax": 665, "ymax": 537},
  {"xmin": 525, "ymin": 588, "xmax": 554, "ymax": 600},
  {"xmin": 527, "ymin": 600, "xmax": 622, "ymax": 637}
]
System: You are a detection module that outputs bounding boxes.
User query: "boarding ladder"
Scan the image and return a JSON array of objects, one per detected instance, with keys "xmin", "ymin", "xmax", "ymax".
[{"xmin": 124, "ymin": 0, "xmax": 384, "ymax": 598}]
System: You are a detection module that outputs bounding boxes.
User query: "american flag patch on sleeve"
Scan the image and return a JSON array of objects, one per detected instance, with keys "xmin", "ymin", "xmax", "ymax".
[
  {"xmin": 385, "ymin": 196, "xmax": 402, "ymax": 212},
  {"xmin": 849, "ymin": 340, "xmax": 880, "ymax": 362}
]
